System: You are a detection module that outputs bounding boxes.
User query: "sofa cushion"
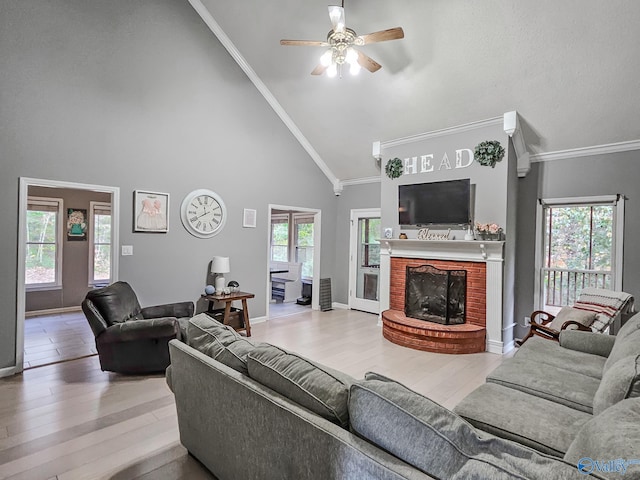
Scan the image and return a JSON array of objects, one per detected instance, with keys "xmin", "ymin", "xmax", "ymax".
[
  {"xmin": 593, "ymin": 354, "xmax": 640, "ymax": 415},
  {"xmin": 616, "ymin": 312, "xmax": 640, "ymax": 341},
  {"xmin": 187, "ymin": 313, "xmax": 256, "ymax": 375},
  {"xmin": 517, "ymin": 335, "xmax": 607, "ymax": 379},
  {"xmin": 453, "ymin": 382, "xmax": 592, "ymax": 457},
  {"xmin": 604, "ymin": 328, "xmax": 640, "ymax": 373},
  {"xmin": 547, "ymin": 306, "xmax": 596, "ymax": 331},
  {"xmin": 565, "ymin": 398, "xmax": 640, "ymax": 478},
  {"xmin": 349, "ymin": 373, "xmax": 586, "ymax": 479},
  {"xmin": 558, "ymin": 330, "xmax": 616, "ymax": 359},
  {"xmin": 247, "ymin": 344, "xmax": 353, "ymax": 428},
  {"xmin": 486, "ymin": 357, "xmax": 600, "ymax": 413}
]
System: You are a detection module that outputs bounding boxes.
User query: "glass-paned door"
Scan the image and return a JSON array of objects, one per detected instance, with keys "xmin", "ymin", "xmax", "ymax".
[{"xmin": 349, "ymin": 209, "xmax": 381, "ymax": 313}]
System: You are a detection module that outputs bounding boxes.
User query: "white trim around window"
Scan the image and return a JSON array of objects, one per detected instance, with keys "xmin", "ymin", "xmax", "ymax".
[
  {"xmin": 534, "ymin": 194, "xmax": 625, "ymax": 310},
  {"xmin": 25, "ymin": 196, "xmax": 64, "ymax": 291},
  {"xmin": 88, "ymin": 201, "xmax": 112, "ymax": 287}
]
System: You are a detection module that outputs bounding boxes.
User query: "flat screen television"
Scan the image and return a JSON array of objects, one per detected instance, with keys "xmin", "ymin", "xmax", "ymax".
[{"xmin": 399, "ymin": 179, "xmax": 471, "ymax": 226}]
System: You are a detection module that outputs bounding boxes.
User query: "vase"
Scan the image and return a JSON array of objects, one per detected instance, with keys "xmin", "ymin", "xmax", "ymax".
[{"xmin": 477, "ymin": 232, "xmax": 501, "ymax": 241}]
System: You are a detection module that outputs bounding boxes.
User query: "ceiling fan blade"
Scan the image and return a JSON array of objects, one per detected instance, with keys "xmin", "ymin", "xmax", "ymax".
[
  {"xmin": 357, "ymin": 50, "xmax": 382, "ymax": 73},
  {"xmin": 358, "ymin": 27, "xmax": 405, "ymax": 45},
  {"xmin": 328, "ymin": 5, "xmax": 345, "ymax": 33},
  {"xmin": 280, "ymin": 39, "xmax": 328, "ymax": 47},
  {"xmin": 311, "ymin": 64, "xmax": 328, "ymax": 76}
]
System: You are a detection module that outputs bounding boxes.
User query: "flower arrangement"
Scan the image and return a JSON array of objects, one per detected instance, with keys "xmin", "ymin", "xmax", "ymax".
[
  {"xmin": 385, "ymin": 157, "xmax": 403, "ymax": 179},
  {"xmin": 473, "ymin": 140, "xmax": 505, "ymax": 168},
  {"xmin": 475, "ymin": 222, "xmax": 503, "ymax": 240}
]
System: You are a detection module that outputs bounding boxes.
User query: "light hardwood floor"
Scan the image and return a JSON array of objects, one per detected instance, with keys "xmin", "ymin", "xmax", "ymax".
[
  {"xmin": 0, "ymin": 308, "xmax": 509, "ymax": 479},
  {"xmin": 23, "ymin": 312, "xmax": 96, "ymax": 369}
]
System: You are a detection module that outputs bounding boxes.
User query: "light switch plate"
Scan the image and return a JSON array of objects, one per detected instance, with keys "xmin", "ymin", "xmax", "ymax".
[{"xmin": 121, "ymin": 245, "xmax": 133, "ymax": 256}]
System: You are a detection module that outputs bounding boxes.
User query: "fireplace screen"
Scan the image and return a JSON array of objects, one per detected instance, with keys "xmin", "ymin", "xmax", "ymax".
[{"xmin": 404, "ymin": 265, "xmax": 466, "ymax": 325}]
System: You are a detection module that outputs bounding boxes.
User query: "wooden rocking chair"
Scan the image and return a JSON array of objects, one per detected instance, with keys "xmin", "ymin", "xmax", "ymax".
[{"xmin": 517, "ymin": 287, "xmax": 634, "ymax": 346}]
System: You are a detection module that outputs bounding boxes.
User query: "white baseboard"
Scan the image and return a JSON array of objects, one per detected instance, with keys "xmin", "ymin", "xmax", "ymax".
[
  {"xmin": 25, "ymin": 306, "xmax": 82, "ymax": 318},
  {"xmin": 487, "ymin": 338, "xmax": 515, "ymax": 355},
  {"xmin": 332, "ymin": 302, "xmax": 349, "ymax": 310},
  {"xmin": 250, "ymin": 316, "xmax": 267, "ymax": 324},
  {"xmin": 0, "ymin": 366, "xmax": 17, "ymax": 378}
]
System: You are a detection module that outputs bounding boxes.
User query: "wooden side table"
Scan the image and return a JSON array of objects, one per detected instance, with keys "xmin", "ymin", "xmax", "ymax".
[{"xmin": 202, "ymin": 291, "xmax": 255, "ymax": 336}]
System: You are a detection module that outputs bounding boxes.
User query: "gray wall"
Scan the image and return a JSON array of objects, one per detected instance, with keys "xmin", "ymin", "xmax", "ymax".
[
  {"xmin": 514, "ymin": 152, "xmax": 640, "ymax": 339},
  {"xmin": 333, "ymin": 182, "xmax": 382, "ymax": 304},
  {"xmin": 26, "ymin": 186, "xmax": 111, "ymax": 312},
  {"xmin": 0, "ymin": 0, "xmax": 337, "ymax": 369}
]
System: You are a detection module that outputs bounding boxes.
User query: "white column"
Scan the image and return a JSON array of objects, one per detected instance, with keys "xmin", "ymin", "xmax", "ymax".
[{"xmin": 485, "ymin": 260, "xmax": 504, "ymax": 354}]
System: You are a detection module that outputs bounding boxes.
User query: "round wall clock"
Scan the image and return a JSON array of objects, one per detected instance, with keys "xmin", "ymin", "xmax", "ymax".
[{"xmin": 180, "ymin": 189, "xmax": 227, "ymax": 238}]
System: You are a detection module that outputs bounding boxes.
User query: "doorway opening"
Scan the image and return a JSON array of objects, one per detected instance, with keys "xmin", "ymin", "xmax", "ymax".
[
  {"xmin": 15, "ymin": 178, "xmax": 120, "ymax": 373},
  {"xmin": 267, "ymin": 205, "xmax": 321, "ymax": 319}
]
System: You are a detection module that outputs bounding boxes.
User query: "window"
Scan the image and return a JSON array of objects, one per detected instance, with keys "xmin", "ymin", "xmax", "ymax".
[
  {"xmin": 89, "ymin": 202, "xmax": 112, "ymax": 286},
  {"xmin": 537, "ymin": 195, "xmax": 624, "ymax": 311},
  {"xmin": 294, "ymin": 214, "xmax": 314, "ymax": 279},
  {"xmin": 26, "ymin": 197, "xmax": 63, "ymax": 289},
  {"xmin": 270, "ymin": 214, "xmax": 289, "ymax": 262},
  {"xmin": 360, "ymin": 218, "xmax": 381, "ymax": 268}
]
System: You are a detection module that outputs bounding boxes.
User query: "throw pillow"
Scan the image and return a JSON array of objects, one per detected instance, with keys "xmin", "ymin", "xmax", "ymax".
[
  {"xmin": 187, "ymin": 313, "xmax": 256, "ymax": 375},
  {"xmin": 349, "ymin": 372, "xmax": 586, "ymax": 480},
  {"xmin": 593, "ymin": 355, "xmax": 640, "ymax": 416},
  {"xmin": 547, "ymin": 306, "xmax": 596, "ymax": 331},
  {"xmin": 247, "ymin": 344, "xmax": 353, "ymax": 428},
  {"xmin": 565, "ymin": 398, "xmax": 640, "ymax": 477}
]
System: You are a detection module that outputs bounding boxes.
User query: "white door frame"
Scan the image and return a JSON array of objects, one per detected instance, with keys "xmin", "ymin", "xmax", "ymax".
[
  {"xmin": 349, "ymin": 208, "xmax": 381, "ymax": 314},
  {"xmin": 266, "ymin": 204, "xmax": 321, "ymax": 316},
  {"xmin": 9, "ymin": 177, "xmax": 120, "ymax": 377}
]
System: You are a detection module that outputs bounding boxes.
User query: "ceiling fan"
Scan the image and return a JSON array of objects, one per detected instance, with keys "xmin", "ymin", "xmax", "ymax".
[{"xmin": 280, "ymin": 2, "xmax": 404, "ymax": 77}]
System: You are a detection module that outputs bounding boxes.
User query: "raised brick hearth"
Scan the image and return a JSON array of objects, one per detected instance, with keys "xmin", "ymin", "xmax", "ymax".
[
  {"xmin": 382, "ymin": 309, "xmax": 485, "ymax": 354},
  {"xmin": 383, "ymin": 256, "xmax": 488, "ymax": 354}
]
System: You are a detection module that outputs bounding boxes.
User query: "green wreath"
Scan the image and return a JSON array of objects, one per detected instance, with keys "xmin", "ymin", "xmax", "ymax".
[
  {"xmin": 474, "ymin": 140, "xmax": 505, "ymax": 168},
  {"xmin": 385, "ymin": 157, "xmax": 403, "ymax": 179}
]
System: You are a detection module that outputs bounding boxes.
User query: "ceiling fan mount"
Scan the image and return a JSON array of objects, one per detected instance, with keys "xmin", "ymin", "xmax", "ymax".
[{"xmin": 280, "ymin": 3, "xmax": 404, "ymax": 77}]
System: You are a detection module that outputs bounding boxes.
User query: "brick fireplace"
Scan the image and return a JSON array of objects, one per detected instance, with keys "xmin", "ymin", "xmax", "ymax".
[{"xmin": 380, "ymin": 239, "xmax": 506, "ymax": 354}]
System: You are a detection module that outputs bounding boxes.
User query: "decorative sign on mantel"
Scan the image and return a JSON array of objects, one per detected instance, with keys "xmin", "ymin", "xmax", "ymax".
[
  {"xmin": 402, "ymin": 148, "xmax": 474, "ymax": 177},
  {"xmin": 417, "ymin": 228, "xmax": 451, "ymax": 241}
]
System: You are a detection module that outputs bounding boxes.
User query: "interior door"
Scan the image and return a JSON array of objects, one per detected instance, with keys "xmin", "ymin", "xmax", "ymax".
[{"xmin": 349, "ymin": 209, "xmax": 381, "ymax": 314}]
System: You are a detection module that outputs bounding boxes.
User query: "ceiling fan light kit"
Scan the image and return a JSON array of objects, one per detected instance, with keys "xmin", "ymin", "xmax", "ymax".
[{"xmin": 280, "ymin": 3, "xmax": 404, "ymax": 78}]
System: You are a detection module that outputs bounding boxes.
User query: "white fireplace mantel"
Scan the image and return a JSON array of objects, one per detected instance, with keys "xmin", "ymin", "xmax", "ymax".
[
  {"xmin": 380, "ymin": 239, "xmax": 510, "ymax": 354},
  {"xmin": 383, "ymin": 239, "xmax": 504, "ymax": 263}
]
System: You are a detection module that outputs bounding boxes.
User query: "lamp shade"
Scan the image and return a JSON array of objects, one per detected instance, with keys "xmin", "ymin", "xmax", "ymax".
[{"xmin": 211, "ymin": 256, "xmax": 230, "ymax": 273}]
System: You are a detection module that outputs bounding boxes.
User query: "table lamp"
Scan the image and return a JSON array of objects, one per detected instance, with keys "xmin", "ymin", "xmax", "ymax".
[{"xmin": 211, "ymin": 256, "xmax": 230, "ymax": 292}]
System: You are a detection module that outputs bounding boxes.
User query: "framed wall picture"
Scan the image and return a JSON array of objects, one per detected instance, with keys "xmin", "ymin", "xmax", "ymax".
[
  {"xmin": 243, "ymin": 208, "xmax": 257, "ymax": 228},
  {"xmin": 133, "ymin": 190, "xmax": 169, "ymax": 233},
  {"xmin": 67, "ymin": 208, "xmax": 87, "ymax": 241}
]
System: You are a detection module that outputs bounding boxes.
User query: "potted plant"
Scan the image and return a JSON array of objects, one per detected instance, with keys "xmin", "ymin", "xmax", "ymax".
[
  {"xmin": 473, "ymin": 140, "xmax": 505, "ymax": 168},
  {"xmin": 475, "ymin": 222, "xmax": 503, "ymax": 240}
]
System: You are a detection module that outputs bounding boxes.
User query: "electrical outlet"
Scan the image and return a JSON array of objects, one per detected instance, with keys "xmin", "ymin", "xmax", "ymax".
[{"xmin": 524, "ymin": 316, "xmax": 531, "ymax": 327}]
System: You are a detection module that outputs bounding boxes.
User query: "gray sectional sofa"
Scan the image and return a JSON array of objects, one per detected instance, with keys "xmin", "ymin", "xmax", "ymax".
[
  {"xmin": 454, "ymin": 313, "xmax": 640, "ymax": 477},
  {"xmin": 166, "ymin": 313, "xmax": 622, "ymax": 479}
]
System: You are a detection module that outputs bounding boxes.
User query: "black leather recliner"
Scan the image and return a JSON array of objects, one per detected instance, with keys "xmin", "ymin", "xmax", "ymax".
[{"xmin": 81, "ymin": 281, "xmax": 194, "ymax": 374}]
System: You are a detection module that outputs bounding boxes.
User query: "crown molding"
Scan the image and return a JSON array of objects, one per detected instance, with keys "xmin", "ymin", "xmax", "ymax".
[
  {"xmin": 188, "ymin": 0, "xmax": 338, "ymax": 188},
  {"xmin": 530, "ymin": 140, "xmax": 640, "ymax": 163},
  {"xmin": 379, "ymin": 116, "xmax": 503, "ymax": 149},
  {"xmin": 342, "ymin": 176, "xmax": 381, "ymax": 187},
  {"xmin": 503, "ymin": 111, "xmax": 530, "ymax": 178}
]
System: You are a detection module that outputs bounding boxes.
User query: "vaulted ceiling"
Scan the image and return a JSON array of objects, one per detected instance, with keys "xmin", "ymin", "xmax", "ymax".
[{"xmin": 191, "ymin": 0, "xmax": 640, "ymax": 183}]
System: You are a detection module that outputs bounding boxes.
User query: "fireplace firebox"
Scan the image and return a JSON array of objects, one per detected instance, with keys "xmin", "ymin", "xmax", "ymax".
[{"xmin": 404, "ymin": 264, "xmax": 466, "ymax": 325}]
